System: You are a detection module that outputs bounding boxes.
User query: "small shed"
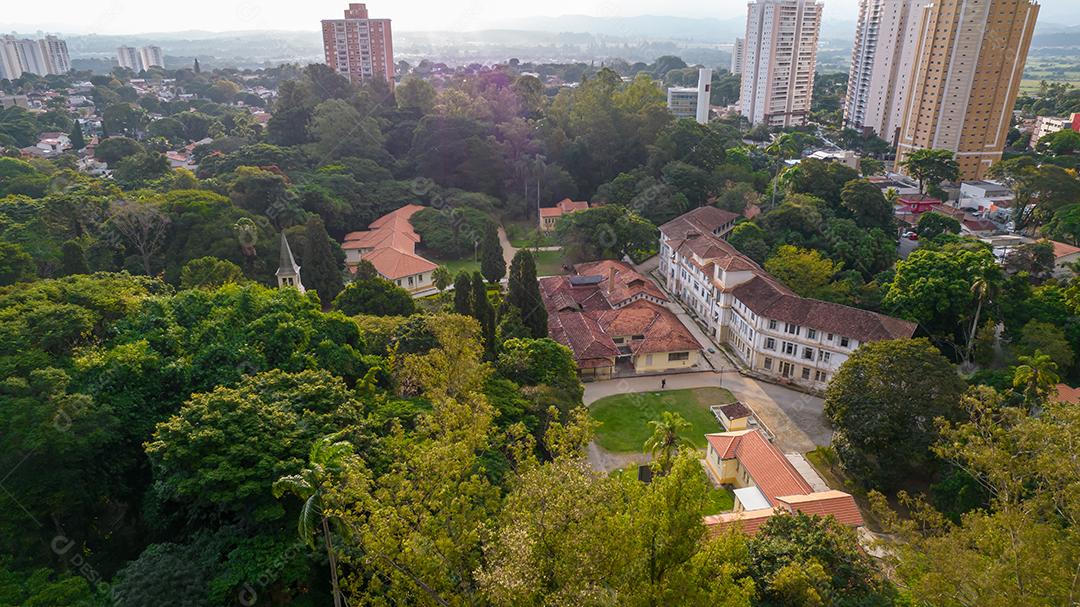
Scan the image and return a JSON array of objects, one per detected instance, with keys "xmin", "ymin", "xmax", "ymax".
[{"xmin": 715, "ymin": 402, "xmax": 753, "ymax": 431}]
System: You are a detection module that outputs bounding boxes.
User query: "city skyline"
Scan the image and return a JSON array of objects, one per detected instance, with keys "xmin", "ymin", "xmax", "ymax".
[{"xmin": 1, "ymin": 0, "xmax": 1075, "ymax": 35}]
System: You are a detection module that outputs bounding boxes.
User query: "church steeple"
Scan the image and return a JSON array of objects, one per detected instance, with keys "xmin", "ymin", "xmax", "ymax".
[{"xmin": 276, "ymin": 233, "xmax": 305, "ymax": 293}]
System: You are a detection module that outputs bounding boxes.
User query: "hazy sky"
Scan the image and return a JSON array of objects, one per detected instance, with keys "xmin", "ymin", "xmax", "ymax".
[{"xmin": 2, "ymin": 0, "xmax": 1072, "ymax": 34}]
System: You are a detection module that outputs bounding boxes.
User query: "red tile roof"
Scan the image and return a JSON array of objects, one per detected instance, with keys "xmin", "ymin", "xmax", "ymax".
[
  {"xmin": 341, "ymin": 204, "xmax": 437, "ymax": 281},
  {"xmin": 659, "ymin": 206, "xmax": 740, "ymax": 239},
  {"xmin": 1053, "ymin": 384, "xmax": 1080, "ymax": 403},
  {"xmin": 704, "ymin": 509, "xmax": 775, "ymax": 536},
  {"xmin": 539, "ymin": 198, "xmax": 589, "ymax": 218},
  {"xmin": 1052, "ymin": 240, "xmax": 1080, "ymax": 259},
  {"xmin": 722, "ymin": 430, "xmax": 812, "ymax": 504},
  {"xmin": 540, "ymin": 262, "xmax": 699, "ymax": 369},
  {"xmin": 361, "ymin": 247, "xmax": 438, "ymax": 280},
  {"xmin": 775, "ymin": 491, "xmax": 864, "ymax": 527}
]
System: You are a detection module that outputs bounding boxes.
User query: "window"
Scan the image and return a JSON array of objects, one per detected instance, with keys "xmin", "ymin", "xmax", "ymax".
[
  {"xmin": 801, "ymin": 367, "xmax": 811, "ymax": 380},
  {"xmin": 783, "ymin": 342, "xmax": 795, "ymax": 355},
  {"xmin": 632, "ymin": 334, "xmax": 646, "ymax": 341},
  {"xmin": 822, "ymin": 351, "xmax": 831, "ymax": 363},
  {"xmin": 646, "ymin": 354, "xmax": 653, "ymax": 365},
  {"xmin": 668, "ymin": 352, "xmax": 690, "ymax": 362},
  {"xmin": 764, "ymin": 357, "xmax": 773, "ymax": 370},
  {"xmin": 785, "ymin": 323, "xmax": 799, "ymax": 335},
  {"xmin": 765, "ymin": 337, "xmax": 776, "ymax": 350},
  {"xmin": 802, "ymin": 347, "xmax": 814, "ymax": 360},
  {"xmin": 806, "ymin": 328, "xmax": 817, "ymax": 339},
  {"xmin": 826, "ymin": 333, "xmax": 833, "ymax": 341},
  {"xmin": 815, "ymin": 370, "xmax": 828, "ymax": 382},
  {"xmin": 780, "ymin": 361, "xmax": 794, "ymax": 378},
  {"xmin": 768, "ymin": 320, "xmax": 778, "ymax": 330},
  {"xmin": 613, "ymin": 337, "xmax": 624, "ymax": 344},
  {"xmin": 840, "ymin": 336, "xmax": 850, "ymax": 348}
]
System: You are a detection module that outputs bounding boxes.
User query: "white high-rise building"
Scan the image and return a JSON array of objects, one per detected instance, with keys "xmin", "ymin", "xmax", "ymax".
[
  {"xmin": 139, "ymin": 46, "xmax": 164, "ymax": 69},
  {"xmin": 40, "ymin": 36, "xmax": 70, "ymax": 74},
  {"xmin": 117, "ymin": 46, "xmax": 140, "ymax": 70},
  {"xmin": 731, "ymin": 38, "xmax": 744, "ymax": 75},
  {"xmin": 666, "ymin": 68, "xmax": 713, "ymax": 125},
  {"xmin": 739, "ymin": 0, "xmax": 823, "ymax": 127},
  {"xmin": 843, "ymin": 0, "xmax": 928, "ymax": 144},
  {"xmin": 0, "ymin": 40, "xmax": 22, "ymax": 80},
  {"xmin": 0, "ymin": 35, "xmax": 70, "ymax": 77}
]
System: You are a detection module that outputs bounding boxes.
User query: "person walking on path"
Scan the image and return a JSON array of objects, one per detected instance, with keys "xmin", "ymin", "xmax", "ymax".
[{"xmin": 661, "ymin": 379, "xmax": 667, "ymax": 389}]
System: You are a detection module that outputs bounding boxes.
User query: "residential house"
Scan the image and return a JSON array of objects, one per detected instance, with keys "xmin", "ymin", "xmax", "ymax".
[
  {"xmin": 702, "ymin": 430, "xmax": 864, "ymax": 534},
  {"xmin": 538, "ymin": 198, "xmax": 589, "ymax": 231},
  {"xmin": 659, "ymin": 207, "xmax": 916, "ymax": 389},
  {"xmin": 540, "ymin": 260, "xmax": 702, "ymax": 379},
  {"xmin": 342, "ymin": 204, "xmax": 438, "ymax": 295},
  {"xmin": 1052, "ymin": 240, "xmax": 1080, "ymax": 278}
]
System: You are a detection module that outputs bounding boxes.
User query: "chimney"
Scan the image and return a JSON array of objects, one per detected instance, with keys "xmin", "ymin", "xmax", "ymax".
[{"xmin": 685, "ymin": 230, "xmax": 700, "ymax": 240}]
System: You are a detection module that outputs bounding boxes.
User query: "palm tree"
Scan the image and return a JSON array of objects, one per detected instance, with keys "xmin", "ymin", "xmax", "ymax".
[
  {"xmin": 644, "ymin": 411, "xmax": 693, "ymax": 475},
  {"xmin": 966, "ymin": 277, "xmax": 991, "ymax": 364},
  {"xmin": 273, "ymin": 435, "xmax": 357, "ymax": 607},
  {"xmin": 1013, "ymin": 351, "xmax": 1060, "ymax": 407}
]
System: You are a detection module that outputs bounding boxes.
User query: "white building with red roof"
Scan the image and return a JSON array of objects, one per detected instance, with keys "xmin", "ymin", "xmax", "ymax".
[
  {"xmin": 702, "ymin": 430, "xmax": 863, "ymax": 535},
  {"xmin": 659, "ymin": 206, "xmax": 917, "ymax": 390},
  {"xmin": 538, "ymin": 198, "xmax": 590, "ymax": 231},
  {"xmin": 341, "ymin": 204, "xmax": 438, "ymax": 295},
  {"xmin": 1052, "ymin": 240, "xmax": 1080, "ymax": 278}
]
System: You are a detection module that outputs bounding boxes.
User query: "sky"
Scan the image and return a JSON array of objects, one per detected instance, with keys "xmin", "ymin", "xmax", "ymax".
[{"xmin": 1, "ymin": 0, "xmax": 1072, "ymax": 35}]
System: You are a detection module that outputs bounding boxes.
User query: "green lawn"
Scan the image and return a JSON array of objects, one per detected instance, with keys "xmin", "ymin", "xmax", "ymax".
[
  {"xmin": 703, "ymin": 487, "xmax": 736, "ymax": 515},
  {"xmin": 429, "ymin": 256, "xmax": 480, "ymax": 277},
  {"xmin": 504, "ymin": 220, "xmax": 557, "ymax": 248},
  {"xmin": 590, "ymin": 387, "xmax": 736, "ymax": 453},
  {"xmin": 532, "ymin": 249, "xmax": 570, "ymax": 276}
]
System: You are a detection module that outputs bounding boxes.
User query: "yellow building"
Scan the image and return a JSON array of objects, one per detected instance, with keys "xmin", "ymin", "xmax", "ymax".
[{"xmin": 895, "ymin": 0, "xmax": 1039, "ymax": 180}]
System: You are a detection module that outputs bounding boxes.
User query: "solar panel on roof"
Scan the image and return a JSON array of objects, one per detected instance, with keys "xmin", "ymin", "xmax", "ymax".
[{"xmin": 568, "ymin": 275, "xmax": 603, "ymax": 286}]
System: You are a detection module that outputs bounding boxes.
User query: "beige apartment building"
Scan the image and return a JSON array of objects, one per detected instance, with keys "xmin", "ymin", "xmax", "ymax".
[
  {"xmin": 739, "ymin": 0, "xmax": 823, "ymax": 127},
  {"xmin": 844, "ymin": 0, "xmax": 929, "ymax": 145},
  {"xmin": 895, "ymin": 0, "xmax": 1039, "ymax": 180}
]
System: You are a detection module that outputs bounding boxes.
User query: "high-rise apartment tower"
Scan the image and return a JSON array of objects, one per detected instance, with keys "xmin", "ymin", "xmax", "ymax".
[
  {"xmin": 739, "ymin": 0, "xmax": 823, "ymax": 127},
  {"xmin": 321, "ymin": 3, "xmax": 394, "ymax": 86}
]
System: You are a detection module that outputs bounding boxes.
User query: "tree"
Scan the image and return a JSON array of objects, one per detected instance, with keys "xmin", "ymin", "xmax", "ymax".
[
  {"xmin": 0, "ymin": 242, "xmax": 35, "ymax": 285},
  {"xmin": 106, "ymin": 199, "xmax": 170, "ymax": 276},
  {"xmin": 1014, "ymin": 320, "xmax": 1074, "ymax": 372},
  {"xmin": 987, "ymin": 157, "xmax": 1080, "ymax": 232},
  {"xmin": 179, "ymin": 256, "xmax": 244, "ymax": 289},
  {"xmin": 643, "ymin": 411, "xmax": 692, "ymax": 475},
  {"xmin": 1045, "ymin": 203, "xmax": 1080, "ymax": 245},
  {"xmin": 453, "ymin": 271, "xmax": 472, "ymax": 316},
  {"xmin": 764, "ymin": 245, "xmax": 839, "ymax": 299},
  {"xmin": 471, "ymin": 271, "xmax": 496, "ymax": 358},
  {"xmin": 749, "ymin": 512, "xmax": 893, "ymax": 605},
  {"xmin": 267, "ymin": 80, "xmax": 315, "ymax": 146},
  {"xmin": 878, "ymin": 387, "xmax": 1080, "ymax": 607},
  {"xmin": 308, "ymin": 99, "xmax": 386, "ymax": 162},
  {"xmin": 303, "ymin": 216, "xmax": 345, "ymax": 305},
  {"xmin": 102, "ymin": 102, "xmax": 147, "ymax": 137},
  {"xmin": 1013, "ymin": 351, "xmax": 1061, "ymax": 406},
  {"xmin": 899, "ymin": 148, "xmax": 959, "ymax": 197},
  {"xmin": 824, "ymin": 338, "xmax": 965, "ymax": 488},
  {"xmin": 840, "ymin": 178, "xmax": 893, "ymax": 230},
  {"xmin": 60, "ymin": 239, "xmax": 89, "ymax": 275},
  {"xmin": 274, "ymin": 435, "xmax": 361, "ymax": 607},
  {"xmin": 884, "ymin": 243, "xmax": 1002, "ymax": 355},
  {"xmin": 727, "ymin": 222, "xmax": 771, "ymax": 263},
  {"xmin": 94, "ymin": 136, "xmax": 143, "ymax": 165},
  {"xmin": 859, "ymin": 157, "xmax": 884, "ymax": 176},
  {"xmin": 479, "ymin": 224, "xmax": 505, "ymax": 284},
  {"xmin": 113, "ymin": 151, "xmax": 171, "ymax": 188},
  {"xmin": 506, "ymin": 250, "xmax": 547, "ymax": 338},
  {"xmin": 1036, "ymin": 128, "xmax": 1080, "ymax": 155},
  {"xmin": 333, "ymin": 277, "xmax": 416, "ymax": 317},
  {"xmin": 68, "ymin": 119, "xmax": 86, "ymax": 151},
  {"xmin": 396, "ymin": 76, "xmax": 437, "ymax": 114},
  {"xmin": 555, "ymin": 205, "xmax": 658, "ymax": 263},
  {"xmin": 916, "ymin": 211, "xmax": 961, "ymax": 239},
  {"xmin": 432, "ymin": 266, "xmax": 452, "ymax": 291}
]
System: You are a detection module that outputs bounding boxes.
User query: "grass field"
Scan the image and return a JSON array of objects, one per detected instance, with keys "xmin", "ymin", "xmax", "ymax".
[
  {"xmin": 590, "ymin": 387, "xmax": 737, "ymax": 453},
  {"xmin": 532, "ymin": 249, "xmax": 570, "ymax": 276},
  {"xmin": 428, "ymin": 256, "xmax": 480, "ymax": 277},
  {"xmin": 703, "ymin": 487, "xmax": 736, "ymax": 515},
  {"xmin": 504, "ymin": 219, "xmax": 557, "ymax": 248}
]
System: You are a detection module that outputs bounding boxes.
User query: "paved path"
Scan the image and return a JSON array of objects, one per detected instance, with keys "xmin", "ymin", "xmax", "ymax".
[{"xmin": 497, "ymin": 225, "xmax": 517, "ymax": 268}]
